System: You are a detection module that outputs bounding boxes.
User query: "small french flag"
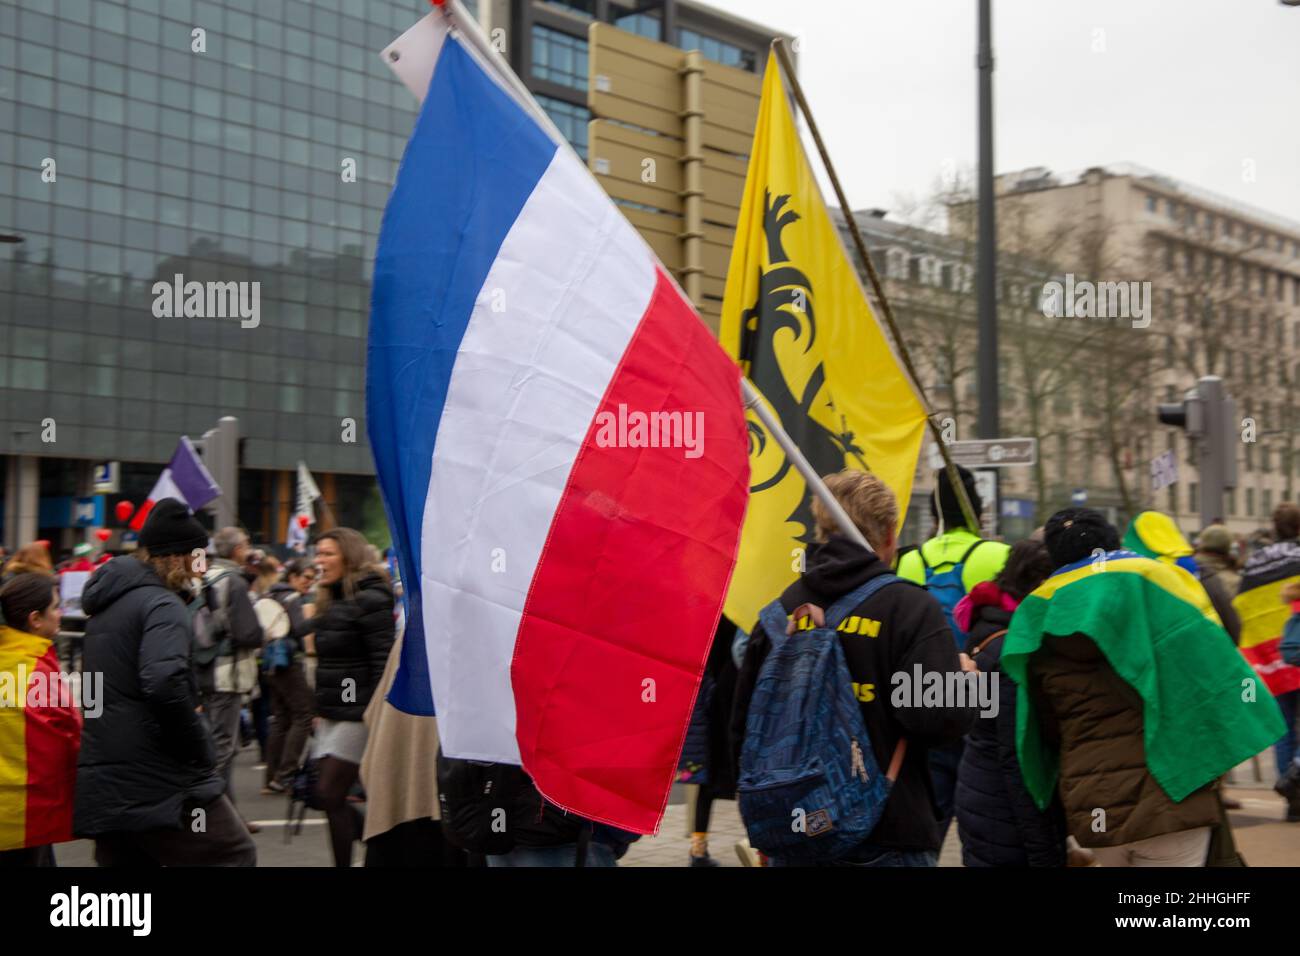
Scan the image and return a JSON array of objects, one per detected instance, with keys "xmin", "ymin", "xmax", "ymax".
[{"xmin": 129, "ymin": 437, "xmax": 222, "ymax": 531}]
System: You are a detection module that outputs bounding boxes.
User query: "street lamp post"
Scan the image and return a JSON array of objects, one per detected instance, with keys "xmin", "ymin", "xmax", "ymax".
[{"xmin": 976, "ymin": 0, "xmax": 999, "ymax": 440}]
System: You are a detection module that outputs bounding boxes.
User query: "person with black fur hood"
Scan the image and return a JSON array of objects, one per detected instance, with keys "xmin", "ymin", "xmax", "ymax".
[
  {"xmin": 954, "ymin": 537, "xmax": 1067, "ymax": 866},
  {"xmin": 731, "ymin": 470, "xmax": 979, "ymax": 866},
  {"xmin": 75, "ymin": 498, "xmax": 256, "ymax": 866}
]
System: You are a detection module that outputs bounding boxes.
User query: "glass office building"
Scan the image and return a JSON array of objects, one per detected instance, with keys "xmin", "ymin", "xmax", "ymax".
[
  {"xmin": 0, "ymin": 0, "xmax": 440, "ymax": 546},
  {"xmin": 0, "ymin": 0, "xmax": 767, "ymax": 550}
]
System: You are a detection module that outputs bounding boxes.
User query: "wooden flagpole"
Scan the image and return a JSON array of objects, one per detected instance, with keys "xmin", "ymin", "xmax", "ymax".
[{"xmin": 771, "ymin": 38, "xmax": 982, "ymax": 536}]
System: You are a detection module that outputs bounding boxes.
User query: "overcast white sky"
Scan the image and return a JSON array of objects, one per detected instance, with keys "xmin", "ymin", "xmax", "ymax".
[{"xmin": 703, "ymin": 0, "xmax": 1300, "ymax": 225}]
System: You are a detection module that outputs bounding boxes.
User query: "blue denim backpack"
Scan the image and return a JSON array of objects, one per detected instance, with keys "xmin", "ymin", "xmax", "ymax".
[{"xmin": 737, "ymin": 574, "xmax": 906, "ymax": 864}]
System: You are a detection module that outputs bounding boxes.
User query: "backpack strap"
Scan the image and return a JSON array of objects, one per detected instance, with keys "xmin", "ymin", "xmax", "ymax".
[
  {"xmin": 885, "ymin": 738, "xmax": 908, "ymax": 783},
  {"xmin": 920, "ymin": 538, "xmax": 986, "ymax": 573},
  {"xmin": 824, "ymin": 573, "xmax": 902, "ymax": 631},
  {"xmin": 758, "ymin": 598, "xmax": 794, "ymax": 648},
  {"xmin": 574, "ymin": 824, "xmax": 591, "ymax": 868},
  {"xmin": 969, "ymin": 628, "xmax": 1008, "ymax": 658}
]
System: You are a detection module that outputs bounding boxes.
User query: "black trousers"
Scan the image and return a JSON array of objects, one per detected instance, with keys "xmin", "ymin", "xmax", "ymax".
[
  {"xmin": 0, "ymin": 844, "xmax": 56, "ymax": 866},
  {"xmin": 364, "ymin": 818, "xmax": 468, "ymax": 867},
  {"xmin": 93, "ymin": 795, "xmax": 257, "ymax": 867}
]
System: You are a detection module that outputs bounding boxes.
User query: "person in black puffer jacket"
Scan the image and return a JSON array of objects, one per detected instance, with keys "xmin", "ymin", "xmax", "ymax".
[
  {"xmin": 954, "ymin": 537, "xmax": 1066, "ymax": 867},
  {"xmin": 75, "ymin": 498, "xmax": 256, "ymax": 866},
  {"xmin": 307, "ymin": 528, "xmax": 395, "ymax": 867}
]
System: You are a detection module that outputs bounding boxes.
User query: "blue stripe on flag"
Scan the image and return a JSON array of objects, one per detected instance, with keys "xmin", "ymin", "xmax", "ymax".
[{"xmin": 367, "ymin": 36, "xmax": 558, "ymax": 715}]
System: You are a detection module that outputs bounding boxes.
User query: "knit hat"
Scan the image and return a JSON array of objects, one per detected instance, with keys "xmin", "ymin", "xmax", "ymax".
[
  {"xmin": 1043, "ymin": 507, "xmax": 1120, "ymax": 570},
  {"xmin": 139, "ymin": 498, "xmax": 209, "ymax": 557},
  {"xmin": 1197, "ymin": 524, "xmax": 1234, "ymax": 556},
  {"xmin": 929, "ymin": 464, "xmax": 982, "ymax": 530}
]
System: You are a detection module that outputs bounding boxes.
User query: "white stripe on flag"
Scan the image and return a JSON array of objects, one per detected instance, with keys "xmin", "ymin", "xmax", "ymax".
[{"xmin": 419, "ymin": 148, "xmax": 657, "ymax": 762}]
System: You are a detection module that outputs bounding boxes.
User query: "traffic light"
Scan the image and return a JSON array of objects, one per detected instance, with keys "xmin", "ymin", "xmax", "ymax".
[{"xmin": 1156, "ymin": 377, "xmax": 1237, "ymax": 528}]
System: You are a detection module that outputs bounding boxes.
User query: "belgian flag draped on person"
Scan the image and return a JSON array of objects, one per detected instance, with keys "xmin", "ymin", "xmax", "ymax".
[{"xmin": 719, "ymin": 53, "xmax": 929, "ymax": 629}]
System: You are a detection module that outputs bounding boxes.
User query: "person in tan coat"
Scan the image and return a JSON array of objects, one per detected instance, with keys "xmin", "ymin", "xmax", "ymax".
[
  {"xmin": 359, "ymin": 627, "xmax": 465, "ymax": 867},
  {"xmin": 1025, "ymin": 510, "xmax": 1225, "ymax": 867}
]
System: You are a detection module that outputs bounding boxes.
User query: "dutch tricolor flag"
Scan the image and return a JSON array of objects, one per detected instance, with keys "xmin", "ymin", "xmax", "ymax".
[{"xmin": 366, "ymin": 11, "xmax": 749, "ymax": 833}]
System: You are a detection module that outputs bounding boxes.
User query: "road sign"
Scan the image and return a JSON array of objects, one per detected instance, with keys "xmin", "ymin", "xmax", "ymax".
[
  {"xmin": 1071, "ymin": 488, "xmax": 1088, "ymax": 506},
  {"xmin": 92, "ymin": 461, "xmax": 120, "ymax": 494},
  {"xmin": 71, "ymin": 496, "xmax": 104, "ymax": 527},
  {"xmin": 1001, "ymin": 497, "xmax": 1035, "ymax": 520},
  {"xmin": 1151, "ymin": 450, "xmax": 1179, "ymax": 492},
  {"xmin": 927, "ymin": 437, "xmax": 1037, "ymax": 470}
]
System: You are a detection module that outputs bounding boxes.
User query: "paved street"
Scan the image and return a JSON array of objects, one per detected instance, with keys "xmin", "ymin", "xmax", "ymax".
[{"xmin": 54, "ymin": 745, "xmax": 1298, "ymax": 867}]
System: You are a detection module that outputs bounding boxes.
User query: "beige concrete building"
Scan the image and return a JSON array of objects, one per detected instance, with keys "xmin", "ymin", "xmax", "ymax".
[{"xmin": 958, "ymin": 164, "xmax": 1300, "ymax": 540}]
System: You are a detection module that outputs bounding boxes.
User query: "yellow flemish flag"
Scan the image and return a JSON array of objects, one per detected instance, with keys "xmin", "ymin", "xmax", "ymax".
[{"xmin": 720, "ymin": 53, "xmax": 929, "ymax": 629}]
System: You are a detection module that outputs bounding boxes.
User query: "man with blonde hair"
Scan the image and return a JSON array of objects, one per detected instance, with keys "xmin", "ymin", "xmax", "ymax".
[{"xmin": 731, "ymin": 471, "xmax": 978, "ymax": 866}]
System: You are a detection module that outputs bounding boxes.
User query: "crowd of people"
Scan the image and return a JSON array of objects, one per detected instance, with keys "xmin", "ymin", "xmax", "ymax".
[{"xmin": 0, "ymin": 472, "xmax": 1298, "ymax": 868}]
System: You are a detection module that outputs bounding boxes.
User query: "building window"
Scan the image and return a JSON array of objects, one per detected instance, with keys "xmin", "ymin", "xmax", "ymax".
[
  {"xmin": 1246, "ymin": 488, "xmax": 1255, "ymax": 518},
  {"xmin": 677, "ymin": 27, "xmax": 757, "ymax": 71},
  {"xmin": 541, "ymin": 0, "xmax": 594, "ymax": 17},
  {"xmin": 614, "ymin": 12, "xmax": 661, "ymax": 40},
  {"xmin": 536, "ymin": 94, "xmax": 590, "ymax": 158},
  {"xmin": 532, "ymin": 25, "xmax": 589, "ymax": 90},
  {"xmin": 1189, "ymin": 483, "xmax": 1198, "ymax": 515},
  {"xmin": 1145, "ymin": 194, "xmax": 1157, "ymax": 213},
  {"xmin": 1265, "ymin": 489, "xmax": 1274, "ymax": 516}
]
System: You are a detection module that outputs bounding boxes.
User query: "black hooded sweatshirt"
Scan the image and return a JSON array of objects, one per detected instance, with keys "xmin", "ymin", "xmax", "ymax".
[
  {"xmin": 731, "ymin": 535, "xmax": 979, "ymax": 854},
  {"xmin": 75, "ymin": 556, "xmax": 223, "ymax": 836}
]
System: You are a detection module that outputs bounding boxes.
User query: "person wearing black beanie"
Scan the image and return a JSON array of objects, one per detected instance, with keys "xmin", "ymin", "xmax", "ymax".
[
  {"xmin": 1042, "ymin": 508, "xmax": 1121, "ymax": 570},
  {"xmin": 138, "ymin": 497, "xmax": 210, "ymax": 557},
  {"xmin": 73, "ymin": 499, "xmax": 256, "ymax": 866}
]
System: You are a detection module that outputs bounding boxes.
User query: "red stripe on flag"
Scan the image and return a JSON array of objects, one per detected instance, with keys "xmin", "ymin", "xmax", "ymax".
[
  {"xmin": 1241, "ymin": 637, "xmax": 1300, "ymax": 697},
  {"xmin": 512, "ymin": 268, "xmax": 749, "ymax": 834},
  {"xmin": 24, "ymin": 645, "xmax": 79, "ymax": 847},
  {"xmin": 129, "ymin": 498, "xmax": 155, "ymax": 532}
]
